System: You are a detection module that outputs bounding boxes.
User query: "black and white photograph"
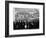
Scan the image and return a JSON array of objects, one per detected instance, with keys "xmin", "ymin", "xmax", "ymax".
[
  {"xmin": 5, "ymin": 1, "xmax": 45, "ymax": 37},
  {"xmin": 13, "ymin": 8, "xmax": 39, "ymax": 30}
]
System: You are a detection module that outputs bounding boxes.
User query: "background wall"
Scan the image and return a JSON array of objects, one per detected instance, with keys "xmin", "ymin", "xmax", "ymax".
[{"xmin": 0, "ymin": 0, "xmax": 46, "ymax": 38}]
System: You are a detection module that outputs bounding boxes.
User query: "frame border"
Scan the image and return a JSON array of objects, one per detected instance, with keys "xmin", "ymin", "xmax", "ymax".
[{"xmin": 5, "ymin": 1, "xmax": 45, "ymax": 37}]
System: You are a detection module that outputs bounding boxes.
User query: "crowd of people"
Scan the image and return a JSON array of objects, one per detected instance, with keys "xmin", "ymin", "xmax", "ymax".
[{"xmin": 13, "ymin": 19, "xmax": 39, "ymax": 30}]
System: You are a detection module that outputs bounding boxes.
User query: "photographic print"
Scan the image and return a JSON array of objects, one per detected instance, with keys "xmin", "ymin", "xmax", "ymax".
[
  {"xmin": 5, "ymin": 1, "xmax": 45, "ymax": 37},
  {"xmin": 13, "ymin": 8, "xmax": 39, "ymax": 30}
]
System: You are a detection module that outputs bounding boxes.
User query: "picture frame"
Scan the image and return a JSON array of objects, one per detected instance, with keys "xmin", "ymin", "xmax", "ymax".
[{"xmin": 5, "ymin": 1, "xmax": 45, "ymax": 37}]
